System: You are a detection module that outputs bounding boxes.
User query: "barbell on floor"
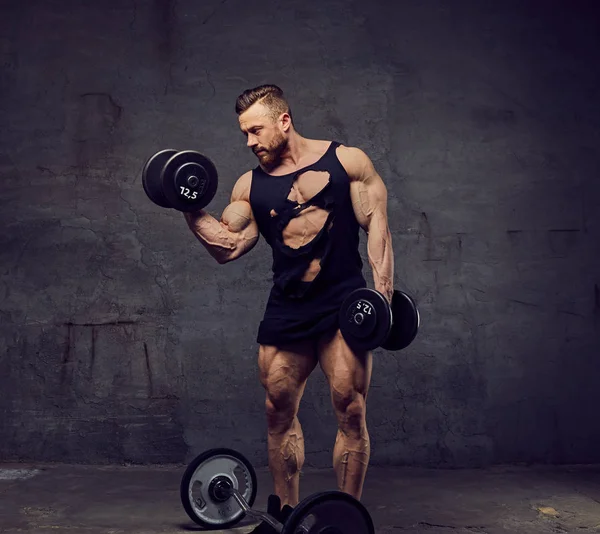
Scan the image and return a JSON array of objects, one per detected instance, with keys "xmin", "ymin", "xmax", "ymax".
[{"xmin": 180, "ymin": 448, "xmax": 375, "ymax": 534}]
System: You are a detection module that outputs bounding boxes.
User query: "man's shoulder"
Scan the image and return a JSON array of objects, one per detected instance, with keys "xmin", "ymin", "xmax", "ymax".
[
  {"xmin": 334, "ymin": 144, "xmax": 371, "ymax": 180},
  {"xmin": 231, "ymin": 170, "xmax": 254, "ymax": 202},
  {"xmin": 334, "ymin": 143, "xmax": 368, "ymax": 158}
]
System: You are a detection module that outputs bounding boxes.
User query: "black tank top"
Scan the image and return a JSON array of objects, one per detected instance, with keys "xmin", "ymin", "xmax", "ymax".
[{"xmin": 249, "ymin": 141, "xmax": 365, "ymax": 301}]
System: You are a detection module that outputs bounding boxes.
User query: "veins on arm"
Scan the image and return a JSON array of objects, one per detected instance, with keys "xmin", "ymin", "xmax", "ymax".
[
  {"xmin": 342, "ymin": 147, "xmax": 394, "ymax": 300},
  {"xmin": 184, "ymin": 171, "xmax": 259, "ymax": 263}
]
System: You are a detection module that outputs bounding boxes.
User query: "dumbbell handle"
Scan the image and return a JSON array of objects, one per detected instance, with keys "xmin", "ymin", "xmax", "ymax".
[{"xmin": 228, "ymin": 486, "xmax": 284, "ymax": 533}]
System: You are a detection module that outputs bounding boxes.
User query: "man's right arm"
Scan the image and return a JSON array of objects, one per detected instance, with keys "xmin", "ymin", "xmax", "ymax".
[{"xmin": 183, "ymin": 171, "xmax": 259, "ymax": 264}]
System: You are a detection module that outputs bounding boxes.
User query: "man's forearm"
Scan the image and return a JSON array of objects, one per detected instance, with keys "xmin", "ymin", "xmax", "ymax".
[
  {"xmin": 366, "ymin": 211, "xmax": 394, "ymax": 302},
  {"xmin": 183, "ymin": 211, "xmax": 238, "ymax": 264}
]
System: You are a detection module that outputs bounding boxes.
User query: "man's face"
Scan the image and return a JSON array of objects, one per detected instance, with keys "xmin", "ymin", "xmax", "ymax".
[{"xmin": 239, "ymin": 103, "xmax": 288, "ymax": 169}]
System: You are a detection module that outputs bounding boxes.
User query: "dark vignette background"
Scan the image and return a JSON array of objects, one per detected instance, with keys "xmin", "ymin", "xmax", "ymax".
[{"xmin": 0, "ymin": 0, "xmax": 598, "ymax": 467}]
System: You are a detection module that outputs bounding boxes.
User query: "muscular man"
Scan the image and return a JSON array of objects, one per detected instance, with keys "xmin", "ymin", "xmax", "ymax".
[{"xmin": 184, "ymin": 85, "xmax": 393, "ymax": 519}]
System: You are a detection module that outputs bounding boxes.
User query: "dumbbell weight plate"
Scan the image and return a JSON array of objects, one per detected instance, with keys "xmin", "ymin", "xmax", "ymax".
[
  {"xmin": 381, "ymin": 290, "xmax": 420, "ymax": 351},
  {"xmin": 161, "ymin": 150, "xmax": 219, "ymax": 212},
  {"xmin": 281, "ymin": 490, "xmax": 374, "ymax": 534},
  {"xmin": 180, "ymin": 448, "xmax": 257, "ymax": 529},
  {"xmin": 142, "ymin": 149, "xmax": 178, "ymax": 208},
  {"xmin": 339, "ymin": 288, "xmax": 392, "ymax": 352}
]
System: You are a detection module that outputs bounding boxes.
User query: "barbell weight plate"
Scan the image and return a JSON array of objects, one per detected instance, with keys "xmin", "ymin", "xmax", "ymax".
[
  {"xmin": 142, "ymin": 149, "xmax": 178, "ymax": 208},
  {"xmin": 161, "ymin": 150, "xmax": 219, "ymax": 212},
  {"xmin": 281, "ymin": 490, "xmax": 374, "ymax": 534},
  {"xmin": 179, "ymin": 447, "xmax": 257, "ymax": 529},
  {"xmin": 339, "ymin": 288, "xmax": 392, "ymax": 352},
  {"xmin": 381, "ymin": 289, "xmax": 420, "ymax": 351}
]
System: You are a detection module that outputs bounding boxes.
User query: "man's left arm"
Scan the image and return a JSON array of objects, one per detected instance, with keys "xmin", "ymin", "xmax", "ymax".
[{"xmin": 342, "ymin": 147, "xmax": 394, "ymax": 303}]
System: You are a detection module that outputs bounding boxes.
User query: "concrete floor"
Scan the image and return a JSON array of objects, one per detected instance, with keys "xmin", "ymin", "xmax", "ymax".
[{"xmin": 0, "ymin": 462, "xmax": 599, "ymax": 533}]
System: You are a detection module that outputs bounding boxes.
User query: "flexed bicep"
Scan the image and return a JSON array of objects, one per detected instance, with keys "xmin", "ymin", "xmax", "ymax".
[
  {"xmin": 221, "ymin": 200, "xmax": 253, "ymax": 233},
  {"xmin": 220, "ymin": 199, "xmax": 259, "ymax": 260},
  {"xmin": 184, "ymin": 171, "xmax": 259, "ymax": 263}
]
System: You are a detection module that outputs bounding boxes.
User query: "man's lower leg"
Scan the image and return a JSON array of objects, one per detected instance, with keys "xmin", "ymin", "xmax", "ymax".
[
  {"xmin": 268, "ymin": 415, "xmax": 304, "ymax": 507},
  {"xmin": 333, "ymin": 419, "xmax": 370, "ymax": 499}
]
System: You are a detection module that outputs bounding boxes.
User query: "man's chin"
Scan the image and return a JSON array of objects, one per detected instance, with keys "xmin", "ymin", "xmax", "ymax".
[{"xmin": 257, "ymin": 153, "xmax": 274, "ymax": 167}]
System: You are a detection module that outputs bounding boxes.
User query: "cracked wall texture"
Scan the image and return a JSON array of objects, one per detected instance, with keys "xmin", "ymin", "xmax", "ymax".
[{"xmin": 0, "ymin": 0, "xmax": 599, "ymax": 467}]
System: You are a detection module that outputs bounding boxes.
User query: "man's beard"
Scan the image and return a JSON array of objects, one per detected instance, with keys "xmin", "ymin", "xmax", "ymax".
[{"xmin": 254, "ymin": 133, "xmax": 288, "ymax": 171}]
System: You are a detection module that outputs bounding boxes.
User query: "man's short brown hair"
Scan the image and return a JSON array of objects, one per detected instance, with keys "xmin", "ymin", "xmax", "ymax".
[{"xmin": 235, "ymin": 84, "xmax": 293, "ymax": 123}]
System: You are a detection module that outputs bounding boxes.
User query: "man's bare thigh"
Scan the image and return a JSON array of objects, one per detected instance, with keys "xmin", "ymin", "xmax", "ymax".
[
  {"xmin": 316, "ymin": 329, "xmax": 372, "ymax": 398},
  {"xmin": 258, "ymin": 339, "xmax": 319, "ymax": 393}
]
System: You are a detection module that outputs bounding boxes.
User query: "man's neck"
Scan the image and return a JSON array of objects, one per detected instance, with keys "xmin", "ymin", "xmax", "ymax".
[{"xmin": 279, "ymin": 133, "xmax": 308, "ymax": 167}]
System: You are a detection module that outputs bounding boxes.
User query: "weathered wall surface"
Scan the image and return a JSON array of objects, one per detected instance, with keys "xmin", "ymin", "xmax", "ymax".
[{"xmin": 0, "ymin": 0, "xmax": 598, "ymax": 467}]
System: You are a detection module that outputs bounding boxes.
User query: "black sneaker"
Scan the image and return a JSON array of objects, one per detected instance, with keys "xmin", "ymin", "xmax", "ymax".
[{"xmin": 280, "ymin": 503, "xmax": 294, "ymax": 522}]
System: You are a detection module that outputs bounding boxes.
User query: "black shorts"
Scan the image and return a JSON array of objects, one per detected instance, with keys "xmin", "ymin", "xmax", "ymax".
[{"xmin": 256, "ymin": 275, "xmax": 366, "ymax": 346}]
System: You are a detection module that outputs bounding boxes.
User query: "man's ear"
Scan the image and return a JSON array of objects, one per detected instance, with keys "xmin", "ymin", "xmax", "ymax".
[{"xmin": 280, "ymin": 112, "xmax": 292, "ymax": 132}]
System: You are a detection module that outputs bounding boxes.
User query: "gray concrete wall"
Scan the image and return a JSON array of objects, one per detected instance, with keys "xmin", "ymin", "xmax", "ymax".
[{"xmin": 1, "ymin": 0, "xmax": 598, "ymax": 467}]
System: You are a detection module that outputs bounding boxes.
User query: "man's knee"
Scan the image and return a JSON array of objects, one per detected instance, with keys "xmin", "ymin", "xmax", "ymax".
[
  {"xmin": 265, "ymin": 392, "xmax": 295, "ymax": 425},
  {"xmin": 263, "ymin": 376, "xmax": 301, "ymax": 432},
  {"xmin": 331, "ymin": 385, "xmax": 367, "ymax": 433}
]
